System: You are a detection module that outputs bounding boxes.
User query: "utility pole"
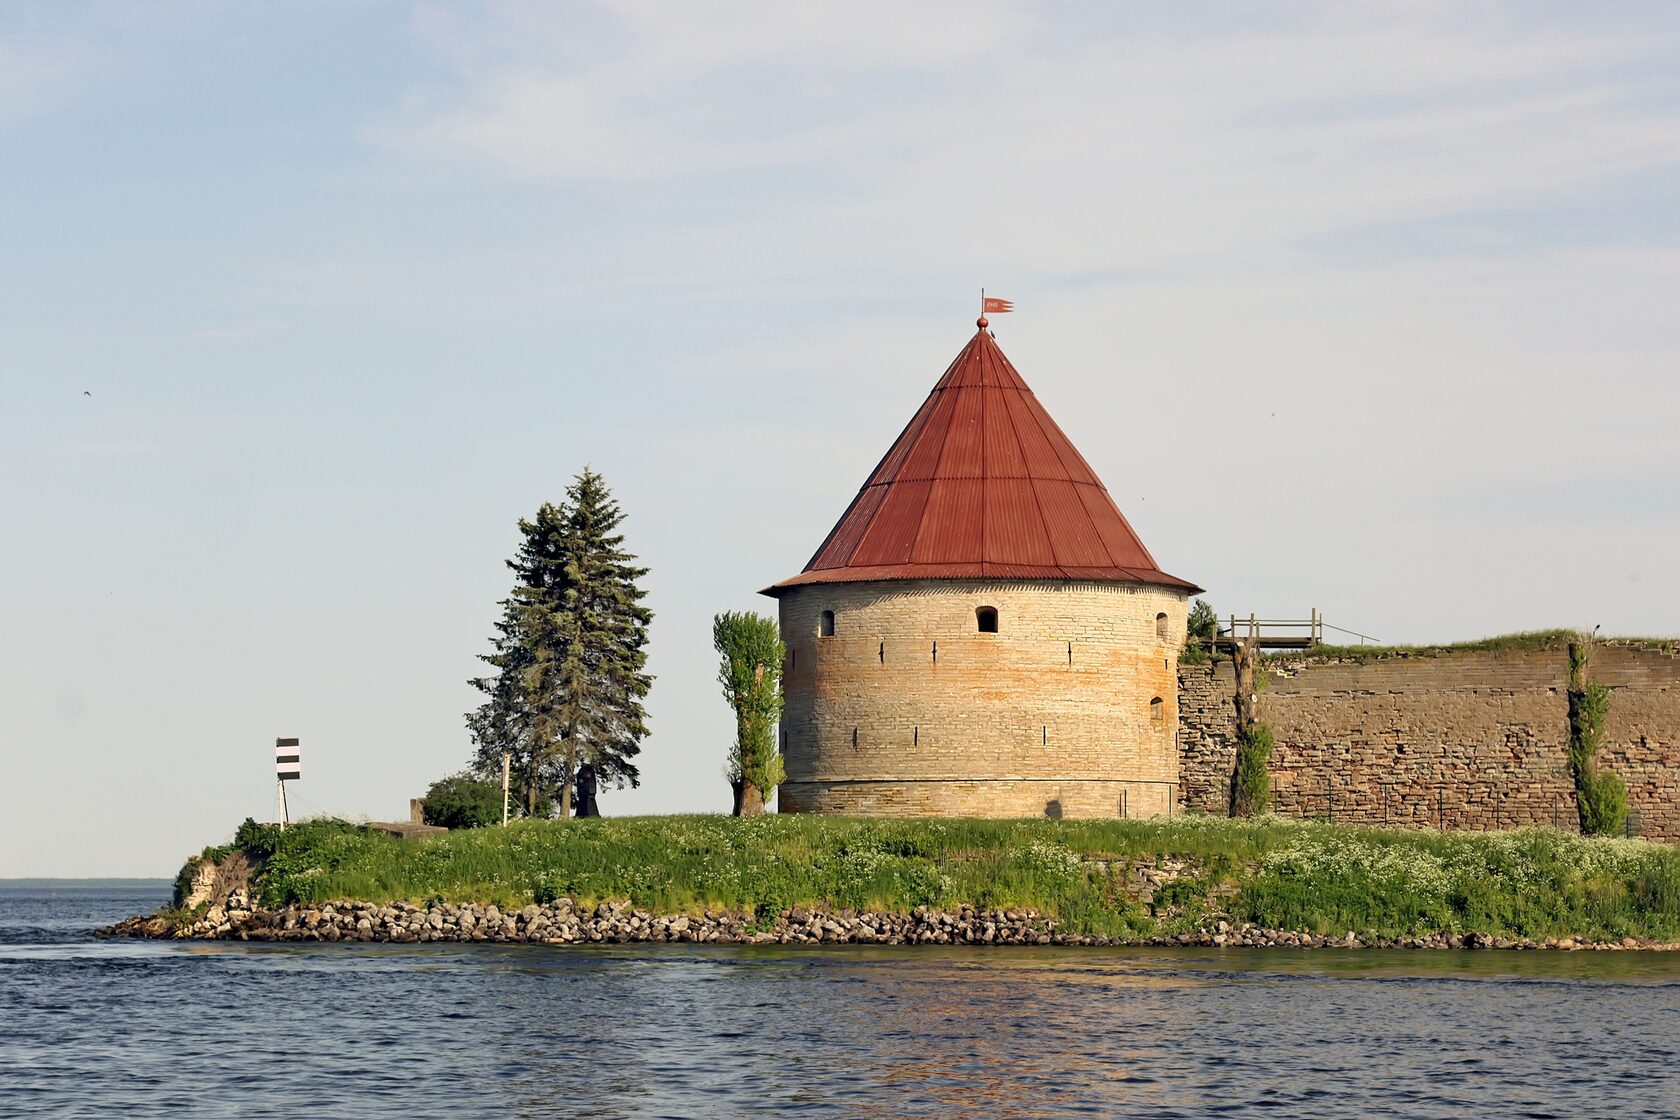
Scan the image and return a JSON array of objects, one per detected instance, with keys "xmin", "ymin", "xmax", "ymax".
[{"xmin": 502, "ymin": 751, "xmax": 511, "ymax": 826}]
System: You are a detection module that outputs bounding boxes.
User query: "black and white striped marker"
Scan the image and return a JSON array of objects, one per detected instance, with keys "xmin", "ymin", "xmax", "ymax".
[{"xmin": 276, "ymin": 737, "xmax": 300, "ymax": 781}]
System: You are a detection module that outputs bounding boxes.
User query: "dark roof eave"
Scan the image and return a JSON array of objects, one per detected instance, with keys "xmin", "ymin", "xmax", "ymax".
[{"xmin": 760, "ymin": 566, "xmax": 1203, "ymax": 598}]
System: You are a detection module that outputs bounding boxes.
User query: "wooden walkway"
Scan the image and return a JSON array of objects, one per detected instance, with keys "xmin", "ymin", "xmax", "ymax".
[{"xmin": 1209, "ymin": 610, "xmax": 1382, "ymax": 652}]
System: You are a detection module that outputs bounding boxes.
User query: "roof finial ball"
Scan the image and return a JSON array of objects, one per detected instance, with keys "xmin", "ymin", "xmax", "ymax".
[{"xmin": 976, "ymin": 315, "xmax": 989, "ymax": 330}]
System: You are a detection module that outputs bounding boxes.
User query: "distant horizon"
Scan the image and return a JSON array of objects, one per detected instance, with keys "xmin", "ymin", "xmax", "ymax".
[{"xmin": 0, "ymin": 878, "xmax": 173, "ymax": 887}]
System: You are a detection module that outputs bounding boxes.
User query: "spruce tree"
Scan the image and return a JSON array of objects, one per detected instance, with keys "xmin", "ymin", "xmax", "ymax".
[
  {"xmin": 468, "ymin": 501, "xmax": 570, "ymax": 816},
  {"xmin": 550, "ymin": 468, "xmax": 653, "ymax": 812},
  {"xmin": 467, "ymin": 469, "xmax": 653, "ymax": 816}
]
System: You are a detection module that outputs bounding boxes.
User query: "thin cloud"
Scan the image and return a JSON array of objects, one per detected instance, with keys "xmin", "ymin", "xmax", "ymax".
[
  {"xmin": 371, "ymin": 3, "xmax": 1680, "ymax": 285},
  {"xmin": 381, "ymin": 0, "xmax": 1031, "ymax": 179},
  {"xmin": 0, "ymin": 31, "xmax": 107, "ymax": 125}
]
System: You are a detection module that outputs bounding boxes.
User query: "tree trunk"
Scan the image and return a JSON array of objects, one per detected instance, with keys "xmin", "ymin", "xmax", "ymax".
[
  {"xmin": 732, "ymin": 780, "xmax": 764, "ymax": 817},
  {"xmin": 1229, "ymin": 638, "xmax": 1260, "ymax": 817},
  {"xmin": 559, "ymin": 735, "xmax": 578, "ymax": 818}
]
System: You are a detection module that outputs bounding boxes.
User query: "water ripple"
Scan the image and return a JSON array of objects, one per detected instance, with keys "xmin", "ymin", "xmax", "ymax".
[{"xmin": 3, "ymin": 889, "xmax": 1680, "ymax": 1118}]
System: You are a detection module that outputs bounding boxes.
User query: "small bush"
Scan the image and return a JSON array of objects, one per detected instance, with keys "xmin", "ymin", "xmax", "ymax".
[
  {"xmin": 171, "ymin": 846, "xmax": 230, "ymax": 908},
  {"xmin": 171, "ymin": 860, "xmax": 199, "ymax": 908},
  {"xmin": 233, "ymin": 817, "xmax": 282, "ymax": 859},
  {"xmin": 1180, "ymin": 599, "xmax": 1218, "ymax": 664},
  {"xmin": 1232, "ymin": 724, "xmax": 1274, "ymax": 816},
  {"xmin": 423, "ymin": 773, "xmax": 505, "ymax": 830},
  {"xmin": 532, "ymin": 875, "xmax": 563, "ymax": 905},
  {"xmin": 243, "ymin": 817, "xmax": 379, "ymax": 906},
  {"xmin": 1152, "ymin": 876, "xmax": 1207, "ymax": 912},
  {"xmin": 1580, "ymin": 769, "xmax": 1629, "ymax": 837},
  {"xmin": 1187, "ymin": 599, "xmax": 1218, "ymax": 644}
]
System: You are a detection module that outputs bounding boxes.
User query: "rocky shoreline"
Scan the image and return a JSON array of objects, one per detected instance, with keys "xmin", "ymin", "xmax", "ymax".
[{"xmin": 96, "ymin": 889, "xmax": 1680, "ymax": 951}]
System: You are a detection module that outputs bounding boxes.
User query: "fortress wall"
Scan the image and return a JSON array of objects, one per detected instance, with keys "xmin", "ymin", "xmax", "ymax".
[
  {"xmin": 777, "ymin": 579, "xmax": 1188, "ymax": 819},
  {"xmin": 1177, "ymin": 658, "xmax": 1239, "ymax": 815},
  {"xmin": 1596, "ymin": 646, "xmax": 1680, "ymax": 840},
  {"xmin": 1178, "ymin": 646, "xmax": 1680, "ymax": 839}
]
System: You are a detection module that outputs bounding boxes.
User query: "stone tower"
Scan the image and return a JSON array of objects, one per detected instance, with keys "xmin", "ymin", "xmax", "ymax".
[{"xmin": 762, "ymin": 318, "xmax": 1201, "ymax": 818}]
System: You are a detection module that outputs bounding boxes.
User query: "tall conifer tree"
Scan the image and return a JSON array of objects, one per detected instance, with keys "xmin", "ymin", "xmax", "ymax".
[{"xmin": 467, "ymin": 469, "xmax": 653, "ymax": 816}]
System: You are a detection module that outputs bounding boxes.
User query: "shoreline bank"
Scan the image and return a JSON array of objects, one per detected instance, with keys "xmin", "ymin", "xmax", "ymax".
[
  {"xmin": 147, "ymin": 815, "xmax": 1680, "ymax": 951},
  {"xmin": 97, "ymin": 892, "xmax": 1680, "ymax": 952}
]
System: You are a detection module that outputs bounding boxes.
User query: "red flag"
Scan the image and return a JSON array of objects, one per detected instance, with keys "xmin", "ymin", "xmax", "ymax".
[{"xmin": 982, "ymin": 296, "xmax": 1014, "ymax": 314}]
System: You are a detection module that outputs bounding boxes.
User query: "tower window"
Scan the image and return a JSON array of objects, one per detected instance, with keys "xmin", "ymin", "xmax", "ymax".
[
  {"xmin": 1156, "ymin": 612, "xmax": 1169, "ymax": 641},
  {"xmin": 819, "ymin": 610, "xmax": 835, "ymax": 637},
  {"xmin": 976, "ymin": 606, "xmax": 999, "ymax": 633},
  {"xmin": 1150, "ymin": 696, "xmax": 1165, "ymax": 724}
]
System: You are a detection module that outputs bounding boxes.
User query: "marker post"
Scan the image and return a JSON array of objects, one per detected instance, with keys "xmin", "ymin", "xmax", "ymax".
[{"xmin": 275, "ymin": 737, "xmax": 301, "ymax": 829}]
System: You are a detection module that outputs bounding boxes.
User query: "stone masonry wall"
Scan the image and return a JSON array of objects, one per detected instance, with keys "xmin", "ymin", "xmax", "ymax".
[
  {"xmin": 1178, "ymin": 645, "xmax": 1680, "ymax": 840},
  {"xmin": 1177, "ymin": 657, "xmax": 1237, "ymax": 816},
  {"xmin": 777, "ymin": 579, "xmax": 1189, "ymax": 819},
  {"xmin": 1596, "ymin": 645, "xmax": 1680, "ymax": 841}
]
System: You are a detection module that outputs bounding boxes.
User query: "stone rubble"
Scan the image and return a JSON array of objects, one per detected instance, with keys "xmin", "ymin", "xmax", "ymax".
[{"xmin": 94, "ymin": 888, "xmax": 1680, "ymax": 951}]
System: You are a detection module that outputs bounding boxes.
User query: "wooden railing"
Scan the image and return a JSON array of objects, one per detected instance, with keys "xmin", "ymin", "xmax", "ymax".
[
  {"xmin": 1201, "ymin": 611, "xmax": 1382, "ymax": 651},
  {"xmin": 1219, "ymin": 610, "xmax": 1321, "ymax": 647}
]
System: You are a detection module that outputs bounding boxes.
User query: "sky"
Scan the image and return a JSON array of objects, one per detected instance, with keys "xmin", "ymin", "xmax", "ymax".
[{"xmin": 2, "ymin": 2, "xmax": 1677, "ymax": 876}]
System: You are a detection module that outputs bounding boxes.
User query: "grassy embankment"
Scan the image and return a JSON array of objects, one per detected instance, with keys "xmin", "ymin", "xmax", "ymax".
[
  {"xmin": 186, "ymin": 814, "xmax": 1680, "ymax": 942},
  {"xmin": 1276, "ymin": 629, "xmax": 1680, "ymax": 662}
]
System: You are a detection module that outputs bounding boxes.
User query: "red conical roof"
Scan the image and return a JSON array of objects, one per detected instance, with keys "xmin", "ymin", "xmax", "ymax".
[{"xmin": 764, "ymin": 324, "xmax": 1200, "ymax": 595}]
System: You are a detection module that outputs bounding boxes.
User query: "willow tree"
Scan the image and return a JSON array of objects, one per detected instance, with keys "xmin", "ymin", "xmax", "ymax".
[
  {"xmin": 468, "ymin": 469, "xmax": 653, "ymax": 816},
  {"xmin": 713, "ymin": 611, "xmax": 785, "ymax": 816}
]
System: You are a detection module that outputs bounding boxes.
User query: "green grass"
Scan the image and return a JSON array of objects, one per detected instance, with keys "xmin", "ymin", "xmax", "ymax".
[
  {"xmin": 200, "ymin": 814, "xmax": 1680, "ymax": 943},
  {"xmin": 1270, "ymin": 630, "xmax": 1680, "ymax": 662}
]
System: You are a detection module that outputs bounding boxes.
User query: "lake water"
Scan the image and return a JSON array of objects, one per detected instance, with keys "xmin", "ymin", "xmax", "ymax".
[{"xmin": 3, "ymin": 884, "xmax": 1679, "ymax": 1118}]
